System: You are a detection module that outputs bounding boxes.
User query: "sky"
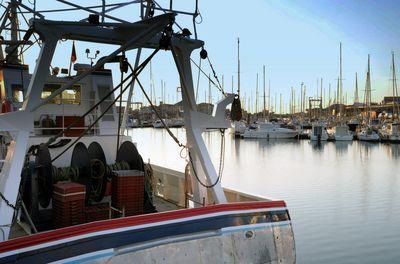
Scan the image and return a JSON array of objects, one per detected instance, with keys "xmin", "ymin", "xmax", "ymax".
[{"xmin": 17, "ymin": 0, "xmax": 400, "ymax": 113}]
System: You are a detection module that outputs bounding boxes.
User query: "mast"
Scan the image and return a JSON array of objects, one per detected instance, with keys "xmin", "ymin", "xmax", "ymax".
[
  {"xmin": 255, "ymin": 73, "xmax": 259, "ymax": 114},
  {"xmin": 338, "ymin": 42, "xmax": 343, "ymax": 116},
  {"xmin": 231, "ymin": 75, "xmax": 234, "ymax": 93},
  {"xmin": 237, "ymin": 37, "xmax": 240, "ymax": 96},
  {"xmin": 263, "ymin": 65, "xmax": 266, "ymax": 118},
  {"xmin": 391, "ymin": 51, "xmax": 399, "ymax": 119},
  {"xmin": 365, "ymin": 54, "xmax": 372, "ymax": 122},
  {"xmin": 354, "ymin": 72, "xmax": 359, "ymax": 104},
  {"xmin": 268, "ymin": 79, "xmax": 271, "ymax": 116}
]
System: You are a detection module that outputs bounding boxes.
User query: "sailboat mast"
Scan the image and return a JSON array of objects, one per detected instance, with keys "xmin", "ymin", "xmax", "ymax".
[
  {"xmin": 237, "ymin": 37, "xmax": 240, "ymax": 97},
  {"xmin": 391, "ymin": 51, "xmax": 399, "ymax": 119},
  {"xmin": 366, "ymin": 54, "xmax": 372, "ymax": 121},
  {"xmin": 263, "ymin": 65, "xmax": 266, "ymax": 118},
  {"xmin": 256, "ymin": 73, "xmax": 259, "ymax": 114},
  {"xmin": 354, "ymin": 72, "xmax": 359, "ymax": 103},
  {"xmin": 339, "ymin": 42, "xmax": 343, "ymax": 106}
]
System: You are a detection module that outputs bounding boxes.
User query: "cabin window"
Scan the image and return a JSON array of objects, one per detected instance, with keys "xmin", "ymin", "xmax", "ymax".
[
  {"xmin": 41, "ymin": 83, "xmax": 81, "ymax": 105},
  {"xmin": 11, "ymin": 84, "xmax": 24, "ymax": 103},
  {"xmin": 62, "ymin": 85, "xmax": 81, "ymax": 105}
]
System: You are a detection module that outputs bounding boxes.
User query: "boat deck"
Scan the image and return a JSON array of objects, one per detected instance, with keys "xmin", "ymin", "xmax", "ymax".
[{"xmin": 154, "ymin": 196, "xmax": 182, "ymax": 212}]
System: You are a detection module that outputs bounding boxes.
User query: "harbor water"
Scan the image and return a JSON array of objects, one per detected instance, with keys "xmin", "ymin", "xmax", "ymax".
[{"xmin": 129, "ymin": 128, "xmax": 400, "ymax": 264}]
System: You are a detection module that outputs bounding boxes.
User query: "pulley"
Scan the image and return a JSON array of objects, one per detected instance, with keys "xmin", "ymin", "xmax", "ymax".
[{"xmin": 200, "ymin": 48, "xmax": 207, "ymax": 60}]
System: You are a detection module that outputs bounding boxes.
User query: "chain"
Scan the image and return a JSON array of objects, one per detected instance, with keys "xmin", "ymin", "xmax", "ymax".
[
  {"xmin": 0, "ymin": 191, "xmax": 17, "ymax": 210},
  {"xmin": 187, "ymin": 129, "xmax": 225, "ymax": 188}
]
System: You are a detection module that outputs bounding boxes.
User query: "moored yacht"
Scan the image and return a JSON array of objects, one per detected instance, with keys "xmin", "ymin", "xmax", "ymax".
[
  {"xmin": 333, "ymin": 124, "xmax": 353, "ymax": 141},
  {"xmin": 232, "ymin": 120, "xmax": 246, "ymax": 137},
  {"xmin": 380, "ymin": 122, "xmax": 400, "ymax": 143},
  {"xmin": 310, "ymin": 122, "xmax": 329, "ymax": 141},
  {"xmin": 358, "ymin": 125, "xmax": 380, "ymax": 142},
  {"xmin": 242, "ymin": 121, "xmax": 298, "ymax": 139}
]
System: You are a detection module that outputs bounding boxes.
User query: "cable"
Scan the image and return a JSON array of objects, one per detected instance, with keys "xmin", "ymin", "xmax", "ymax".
[{"xmin": 190, "ymin": 57, "xmax": 225, "ymax": 95}]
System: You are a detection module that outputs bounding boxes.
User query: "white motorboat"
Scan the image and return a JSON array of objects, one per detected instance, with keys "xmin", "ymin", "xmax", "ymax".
[
  {"xmin": 242, "ymin": 122, "xmax": 298, "ymax": 139},
  {"xmin": 153, "ymin": 119, "xmax": 172, "ymax": 128},
  {"xmin": 358, "ymin": 126, "xmax": 380, "ymax": 142},
  {"xmin": 310, "ymin": 123, "xmax": 329, "ymax": 141},
  {"xmin": 232, "ymin": 120, "xmax": 246, "ymax": 137},
  {"xmin": 333, "ymin": 125, "xmax": 353, "ymax": 141}
]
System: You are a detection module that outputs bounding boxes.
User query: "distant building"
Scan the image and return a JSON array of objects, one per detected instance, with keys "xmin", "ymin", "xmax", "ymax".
[{"xmin": 383, "ymin": 96, "xmax": 400, "ymax": 105}]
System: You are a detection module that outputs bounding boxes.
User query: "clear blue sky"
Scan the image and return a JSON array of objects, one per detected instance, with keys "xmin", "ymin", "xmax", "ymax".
[{"xmin": 22, "ymin": 0, "xmax": 400, "ymax": 113}]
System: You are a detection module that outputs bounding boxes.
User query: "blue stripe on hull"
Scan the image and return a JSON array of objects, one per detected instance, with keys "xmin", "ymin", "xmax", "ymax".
[{"xmin": 1, "ymin": 210, "xmax": 290, "ymax": 264}]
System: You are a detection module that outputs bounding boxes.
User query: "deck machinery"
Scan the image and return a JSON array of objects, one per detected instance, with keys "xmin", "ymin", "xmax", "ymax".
[{"xmin": 0, "ymin": 1, "xmax": 296, "ymax": 263}]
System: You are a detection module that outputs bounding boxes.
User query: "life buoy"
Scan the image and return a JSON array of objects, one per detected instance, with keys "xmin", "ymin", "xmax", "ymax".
[{"xmin": 1, "ymin": 99, "xmax": 12, "ymax": 113}]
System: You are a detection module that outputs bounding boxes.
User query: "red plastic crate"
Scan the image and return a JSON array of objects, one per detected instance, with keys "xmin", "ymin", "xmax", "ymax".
[
  {"xmin": 53, "ymin": 182, "xmax": 86, "ymax": 228},
  {"xmin": 85, "ymin": 203, "xmax": 110, "ymax": 223},
  {"xmin": 111, "ymin": 170, "xmax": 144, "ymax": 217}
]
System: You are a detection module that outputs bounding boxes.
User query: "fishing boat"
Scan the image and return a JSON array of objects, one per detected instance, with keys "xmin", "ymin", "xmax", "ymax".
[
  {"xmin": 0, "ymin": 1, "xmax": 295, "ymax": 263},
  {"xmin": 242, "ymin": 121, "xmax": 298, "ymax": 139}
]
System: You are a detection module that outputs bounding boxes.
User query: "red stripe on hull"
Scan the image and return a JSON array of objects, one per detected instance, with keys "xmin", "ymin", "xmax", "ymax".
[{"xmin": 0, "ymin": 200, "xmax": 286, "ymax": 254}]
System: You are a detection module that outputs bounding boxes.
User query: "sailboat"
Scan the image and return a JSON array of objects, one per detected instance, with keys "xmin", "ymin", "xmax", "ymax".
[
  {"xmin": 232, "ymin": 37, "xmax": 246, "ymax": 136},
  {"xmin": 380, "ymin": 52, "xmax": 400, "ymax": 143},
  {"xmin": 358, "ymin": 55, "xmax": 380, "ymax": 142},
  {"xmin": 333, "ymin": 43, "xmax": 353, "ymax": 141},
  {"xmin": 347, "ymin": 73, "xmax": 361, "ymax": 133}
]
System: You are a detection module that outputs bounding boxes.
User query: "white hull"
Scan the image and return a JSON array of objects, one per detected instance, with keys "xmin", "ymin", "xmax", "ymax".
[
  {"xmin": 334, "ymin": 135, "xmax": 353, "ymax": 141},
  {"xmin": 310, "ymin": 134, "xmax": 329, "ymax": 141},
  {"xmin": 242, "ymin": 130, "xmax": 298, "ymax": 139},
  {"xmin": 358, "ymin": 134, "xmax": 380, "ymax": 142}
]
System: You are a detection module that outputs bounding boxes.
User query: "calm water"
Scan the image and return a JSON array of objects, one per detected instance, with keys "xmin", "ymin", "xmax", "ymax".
[{"xmin": 128, "ymin": 128, "xmax": 400, "ymax": 264}]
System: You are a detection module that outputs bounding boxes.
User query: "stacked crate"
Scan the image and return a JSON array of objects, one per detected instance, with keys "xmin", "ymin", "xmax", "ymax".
[
  {"xmin": 53, "ymin": 182, "xmax": 85, "ymax": 228},
  {"xmin": 85, "ymin": 203, "xmax": 110, "ymax": 223},
  {"xmin": 111, "ymin": 170, "xmax": 144, "ymax": 217}
]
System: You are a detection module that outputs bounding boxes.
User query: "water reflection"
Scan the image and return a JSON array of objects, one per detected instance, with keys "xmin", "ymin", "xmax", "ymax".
[{"xmin": 129, "ymin": 128, "xmax": 400, "ymax": 264}]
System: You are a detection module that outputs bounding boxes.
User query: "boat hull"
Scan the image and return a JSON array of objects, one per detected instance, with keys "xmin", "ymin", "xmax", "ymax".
[
  {"xmin": 242, "ymin": 131, "xmax": 298, "ymax": 139},
  {"xmin": 333, "ymin": 135, "xmax": 353, "ymax": 141},
  {"xmin": 0, "ymin": 201, "xmax": 295, "ymax": 264}
]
